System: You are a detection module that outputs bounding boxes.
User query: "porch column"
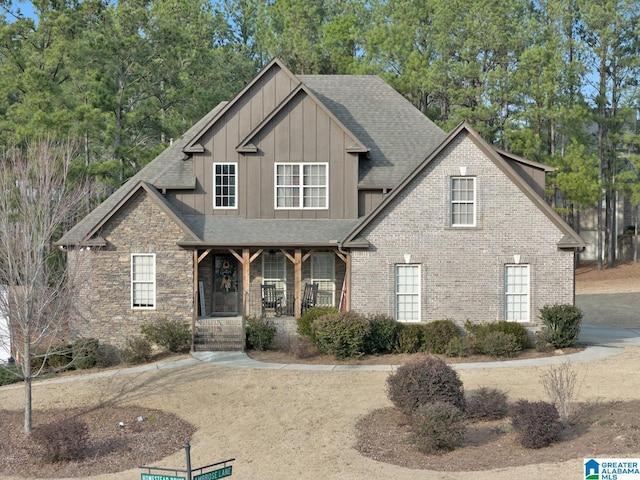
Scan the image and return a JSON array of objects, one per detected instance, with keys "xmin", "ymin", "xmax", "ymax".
[
  {"xmin": 294, "ymin": 249, "xmax": 302, "ymax": 317},
  {"xmin": 191, "ymin": 249, "xmax": 198, "ymax": 351}
]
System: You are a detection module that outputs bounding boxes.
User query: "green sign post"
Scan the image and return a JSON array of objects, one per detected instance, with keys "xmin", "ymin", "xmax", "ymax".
[
  {"xmin": 141, "ymin": 475, "xmax": 185, "ymax": 480},
  {"xmin": 194, "ymin": 466, "xmax": 232, "ymax": 480},
  {"xmin": 140, "ymin": 441, "xmax": 233, "ymax": 480}
]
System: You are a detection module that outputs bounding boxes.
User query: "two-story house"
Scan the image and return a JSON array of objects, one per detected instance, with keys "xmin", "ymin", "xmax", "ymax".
[{"xmin": 57, "ymin": 58, "xmax": 585, "ymax": 352}]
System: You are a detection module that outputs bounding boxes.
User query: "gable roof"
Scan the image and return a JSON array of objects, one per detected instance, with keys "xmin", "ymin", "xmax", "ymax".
[
  {"xmin": 184, "ymin": 57, "xmax": 299, "ymax": 154},
  {"xmin": 341, "ymin": 122, "xmax": 586, "ymax": 250},
  {"xmin": 57, "ymin": 101, "xmax": 227, "ymax": 246},
  {"xmin": 298, "ymin": 74, "xmax": 447, "ymax": 187},
  {"xmin": 236, "ymin": 82, "xmax": 368, "ymax": 154}
]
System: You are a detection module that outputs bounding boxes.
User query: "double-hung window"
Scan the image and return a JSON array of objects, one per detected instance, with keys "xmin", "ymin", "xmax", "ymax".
[
  {"xmin": 312, "ymin": 252, "xmax": 335, "ymax": 307},
  {"xmin": 131, "ymin": 254, "xmax": 155, "ymax": 309},
  {"xmin": 214, "ymin": 163, "xmax": 237, "ymax": 209},
  {"xmin": 505, "ymin": 264, "xmax": 530, "ymax": 322},
  {"xmin": 263, "ymin": 252, "xmax": 286, "ymax": 304},
  {"xmin": 451, "ymin": 177, "xmax": 476, "ymax": 226},
  {"xmin": 395, "ymin": 264, "xmax": 420, "ymax": 322},
  {"xmin": 275, "ymin": 163, "xmax": 327, "ymax": 209}
]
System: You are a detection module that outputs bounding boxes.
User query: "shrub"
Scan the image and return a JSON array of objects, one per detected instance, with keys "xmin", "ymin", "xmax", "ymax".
[
  {"xmin": 465, "ymin": 387, "xmax": 509, "ymax": 421},
  {"xmin": 296, "ymin": 307, "xmax": 338, "ymax": 341},
  {"xmin": 365, "ymin": 315, "xmax": 398, "ymax": 354},
  {"xmin": 411, "ymin": 401, "xmax": 466, "ymax": 454},
  {"xmin": 540, "ymin": 362, "xmax": 578, "ymax": 426},
  {"xmin": 534, "ymin": 329, "xmax": 555, "ymax": 352},
  {"xmin": 445, "ymin": 336, "xmax": 471, "ymax": 358},
  {"xmin": 492, "ymin": 321, "xmax": 531, "ymax": 350},
  {"xmin": 464, "ymin": 321, "xmax": 525, "ymax": 357},
  {"xmin": 510, "ymin": 400, "xmax": 563, "ymax": 448},
  {"xmin": 311, "ymin": 311, "xmax": 371, "ymax": 359},
  {"xmin": 395, "ymin": 323, "xmax": 426, "ymax": 353},
  {"xmin": 141, "ymin": 318, "xmax": 191, "ymax": 353},
  {"xmin": 386, "ymin": 355, "xmax": 465, "ymax": 415},
  {"xmin": 72, "ymin": 338, "xmax": 100, "ymax": 370},
  {"xmin": 422, "ymin": 319, "xmax": 460, "ymax": 354},
  {"xmin": 539, "ymin": 304, "xmax": 583, "ymax": 348},
  {"xmin": 119, "ymin": 337, "xmax": 153, "ymax": 364},
  {"xmin": 482, "ymin": 331, "xmax": 521, "ymax": 358},
  {"xmin": 32, "ymin": 417, "xmax": 89, "ymax": 463},
  {"xmin": 0, "ymin": 364, "xmax": 21, "ymax": 386},
  {"xmin": 245, "ymin": 316, "xmax": 276, "ymax": 351}
]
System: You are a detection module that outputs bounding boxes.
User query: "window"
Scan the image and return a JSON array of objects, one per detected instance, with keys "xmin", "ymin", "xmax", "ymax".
[
  {"xmin": 505, "ymin": 264, "xmax": 530, "ymax": 322},
  {"xmin": 131, "ymin": 254, "xmax": 155, "ymax": 309},
  {"xmin": 263, "ymin": 252, "xmax": 286, "ymax": 303},
  {"xmin": 312, "ymin": 252, "xmax": 335, "ymax": 307},
  {"xmin": 275, "ymin": 163, "xmax": 327, "ymax": 209},
  {"xmin": 395, "ymin": 264, "xmax": 420, "ymax": 322},
  {"xmin": 214, "ymin": 163, "xmax": 236, "ymax": 208},
  {"xmin": 451, "ymin": 177, "xmax": 476, "ymax": 226}
]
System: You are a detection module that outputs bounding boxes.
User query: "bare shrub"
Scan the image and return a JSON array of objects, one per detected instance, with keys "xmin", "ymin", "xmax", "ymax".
[{"xmin": 539, "ymin": 361, "xmax": 578, "ymax": 425}]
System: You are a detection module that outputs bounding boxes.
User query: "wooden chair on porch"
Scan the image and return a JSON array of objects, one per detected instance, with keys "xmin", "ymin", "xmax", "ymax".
[
  {"xmin": 301, "ymin": 282, "xmax": 318, "ymax": 314},
  {"xmin": 262, "ymin": 283, "xmax": 282, "ymax": 317}
]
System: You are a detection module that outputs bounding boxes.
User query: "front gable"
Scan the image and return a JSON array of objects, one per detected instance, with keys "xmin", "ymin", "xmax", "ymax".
[
  {"xmin": 85, "ymin": 182, "xmax": 200, "ymax": 248},
  {"xmin": 344, "ymin": 122, "xmax": 585, "ymax": 250}
]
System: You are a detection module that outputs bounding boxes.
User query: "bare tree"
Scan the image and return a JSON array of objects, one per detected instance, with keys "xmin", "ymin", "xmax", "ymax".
[{"xmin": 0, "ymin": 139, "xmax": 90, "ymax": 433}]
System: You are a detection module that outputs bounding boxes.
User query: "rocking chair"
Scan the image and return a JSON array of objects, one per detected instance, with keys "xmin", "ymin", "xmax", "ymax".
[{"xmin": 262, "ymin": 283, "xmax": 282, "ymax": 317}]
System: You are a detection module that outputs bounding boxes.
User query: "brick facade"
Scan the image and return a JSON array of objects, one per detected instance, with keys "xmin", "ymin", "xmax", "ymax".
[
  {"xmin": 68, "ymin": 190, "xmax": 193, "ymax": 349},
  {"xmin": 349, "ymin": 134, "xmax": 575, "ymax": 328}
]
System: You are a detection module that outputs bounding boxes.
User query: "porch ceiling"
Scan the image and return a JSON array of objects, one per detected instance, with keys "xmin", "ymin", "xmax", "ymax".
[{"xmin": 178, "ymin": 216, "xmax": 361, "ymax": 247}]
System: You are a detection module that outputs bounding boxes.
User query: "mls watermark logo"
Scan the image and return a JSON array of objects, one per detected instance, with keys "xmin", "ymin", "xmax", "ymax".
[{"xmin": 585, "ymin": 458, "xmax": 640, "ymax": 480}]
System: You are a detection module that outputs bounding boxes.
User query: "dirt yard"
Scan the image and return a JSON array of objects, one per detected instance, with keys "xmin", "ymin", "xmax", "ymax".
[{"xmin": 0, "ymin": 261, "xmax": 638, "ymax": 480}]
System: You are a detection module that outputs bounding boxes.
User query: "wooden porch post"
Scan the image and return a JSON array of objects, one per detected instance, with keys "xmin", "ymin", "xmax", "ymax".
[
  {"xmin": 191, "ymin": 249, "xmax": 198, "ymax": 352},
  {"xmin": 294, "ymin": 249, "xmax": 302, "ymax": 317}
]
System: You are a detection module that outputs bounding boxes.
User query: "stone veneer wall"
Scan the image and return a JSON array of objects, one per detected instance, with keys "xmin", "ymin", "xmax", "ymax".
[
  {"xmin": 349, "ymin": 134, "xmax": 576, "ymax": 329},
  {"xmin": 67, "ymin": 190, "xmax": 193, "ymax": 350}
]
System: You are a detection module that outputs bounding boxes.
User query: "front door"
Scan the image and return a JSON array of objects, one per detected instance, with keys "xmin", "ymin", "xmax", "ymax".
[{"xmin": 212, "ymin": 255, "xmax": 238, "ymax": 315}]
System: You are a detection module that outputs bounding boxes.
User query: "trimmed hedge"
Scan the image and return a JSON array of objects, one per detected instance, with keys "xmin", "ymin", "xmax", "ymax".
[
  {"xmin": 411, "ymin": 401, "xmax": 465, "ymax": 454},
  {"xmin": 365, "ymin": 314, "xmax": 398, "ymax": 354},
  {"xmin": 510, "ymin": 400, "xmax": 564, "ymax": 448},
  {"xmin": 539, "ymin": 304, "xmax": 583, "ymax": 348},
  {"xmin": 311, "ymin": 311, "xmax": 371, "ymax": 359},
  {"xmin": 141, "ymin": 318, "xmax": 191, "ymax": 353}
]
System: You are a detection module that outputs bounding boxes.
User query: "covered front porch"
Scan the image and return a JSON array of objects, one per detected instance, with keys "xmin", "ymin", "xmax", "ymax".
[{"xmin": 191, "ymin": 247, "xmax": 349, "ymax": 351}]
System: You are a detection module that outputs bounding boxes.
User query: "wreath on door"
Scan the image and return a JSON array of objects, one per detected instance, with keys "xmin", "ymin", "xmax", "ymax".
[{"xmin": 218, "ymin": 259, "xmax": 235, "ymax": 292}]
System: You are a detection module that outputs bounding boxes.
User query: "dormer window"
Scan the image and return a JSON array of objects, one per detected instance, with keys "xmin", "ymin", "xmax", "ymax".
[{"xmin": 275, "ymin": 163, "xmax": 328, "ymax": 209}]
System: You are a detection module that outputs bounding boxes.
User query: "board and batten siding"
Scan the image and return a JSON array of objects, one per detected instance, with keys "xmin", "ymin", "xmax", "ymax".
[{"xmin": 169, "ymin": 68, "xmax": 359, "ymax": 220}]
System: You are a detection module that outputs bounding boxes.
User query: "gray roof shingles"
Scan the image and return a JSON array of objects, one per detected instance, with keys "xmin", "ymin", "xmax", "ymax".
[
  {"xmin": 298, "ymin": 75, "xmax": 446, "ymax": 187},
  {"xmin": 59, "ymin": 71, "xmax": 446, "ymax": 247}
]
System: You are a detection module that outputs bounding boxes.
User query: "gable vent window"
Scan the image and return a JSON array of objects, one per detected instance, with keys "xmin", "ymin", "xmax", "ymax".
[
  {"xmin": 131, "ymin": 253, "xmax": 156, "ymax": 309},
  {"xmin": 214, "ymin": 162, "xmax": 237, "ymax": 209},
  {"xmin": 275, "ymin": 163, "xmax": 328, "ymax": 209}
]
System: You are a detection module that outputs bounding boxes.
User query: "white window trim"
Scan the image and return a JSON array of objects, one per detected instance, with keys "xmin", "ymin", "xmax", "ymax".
[
  {"xmin": 274, "ymin": 162, "xmax": 329, "ymax": 210},
  {"xmin": 395, "ymin": 264, "xmax": 421, "ymax": 323},
  {"xmin": 451, "ymin": 176, "xmax": 477, "ymax": 227},
  {"xmin": 312, "ymin": 252, "xmax": 335, "ymax": 307},
  {"xmin": 504, "ymin": 264, "xmax": 530, "ymax": 322},
  {"xmin": 131, "ymin": 253, "xmax": 156, "ymax": 310},
  {"xmin": 213, "ymin": 162, "xmax": 237, "ymax": 210}
]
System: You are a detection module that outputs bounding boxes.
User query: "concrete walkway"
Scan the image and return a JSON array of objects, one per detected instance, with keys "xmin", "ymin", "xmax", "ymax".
[{"xmin": 2, "ymin": 324, "xmax": 635, "ymax": 391}]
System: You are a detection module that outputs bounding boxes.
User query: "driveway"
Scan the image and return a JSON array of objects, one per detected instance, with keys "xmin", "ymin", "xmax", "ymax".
[{"xmin": 576, "ymin": 292, "xmax": 640, "ymax": 346}]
